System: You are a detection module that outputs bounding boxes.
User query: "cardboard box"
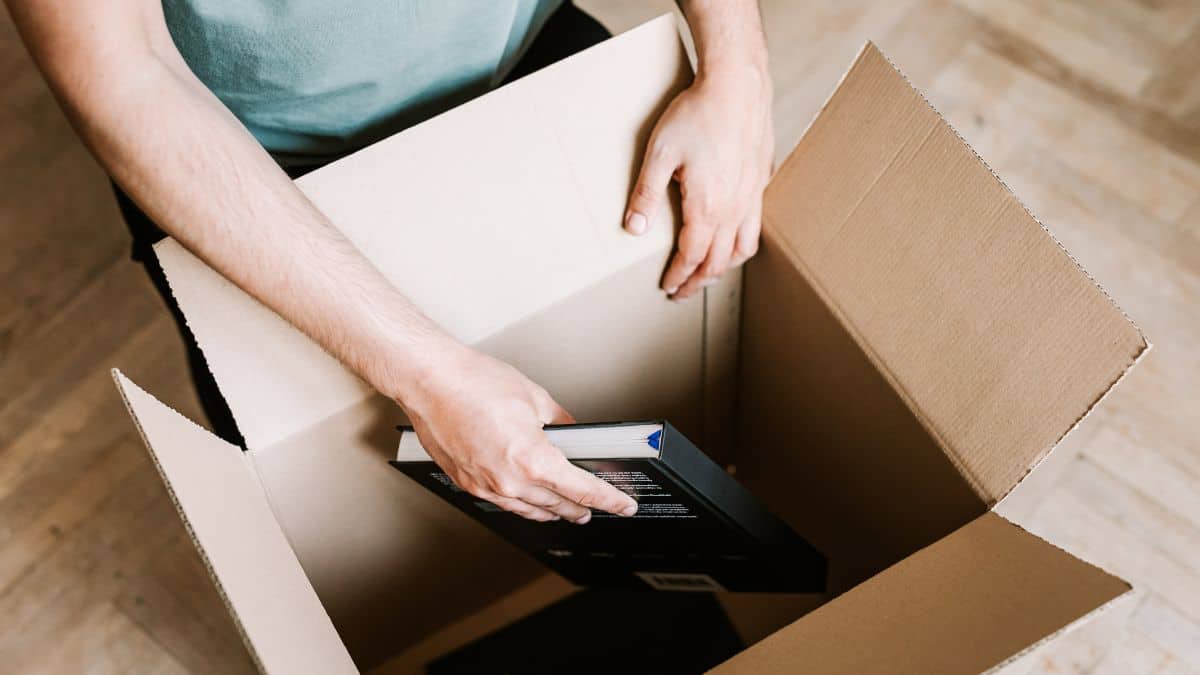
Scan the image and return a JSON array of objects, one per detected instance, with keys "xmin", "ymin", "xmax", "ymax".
[{"xmin": 112, "ymin": 15, "xmax": 1148, "ymax": 674}]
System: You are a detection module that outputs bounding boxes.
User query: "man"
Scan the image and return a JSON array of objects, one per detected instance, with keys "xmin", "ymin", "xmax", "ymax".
[{"xmin": 6, "ymin": 1, "xmax": 772, "ymax": 524}]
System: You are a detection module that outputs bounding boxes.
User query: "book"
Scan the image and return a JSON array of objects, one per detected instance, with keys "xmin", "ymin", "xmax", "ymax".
[{"xmin": 391, "ymin": 421, "xmax": 826, "ymax": 593}]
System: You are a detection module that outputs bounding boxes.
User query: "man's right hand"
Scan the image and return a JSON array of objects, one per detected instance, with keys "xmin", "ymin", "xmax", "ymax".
[{"xmin": 398, "ymin": 342, "xmax": 639, "ymax": 523}]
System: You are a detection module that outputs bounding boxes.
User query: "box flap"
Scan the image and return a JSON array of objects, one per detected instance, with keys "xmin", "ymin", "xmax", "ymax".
[
  {"xmin": 155, "ymin": 14, "xmax": 692, "ymax": 450},
  {"xmin": 710, "ymin": 512, "xmax": 1130, "ymax": 674},
  {"xmin": 761, "ymin": 42, "xmax": 1147, "ymax": 504},
  {"xmin": 112, "ymin": 370, "xmax": 356, "ymax": 674}
]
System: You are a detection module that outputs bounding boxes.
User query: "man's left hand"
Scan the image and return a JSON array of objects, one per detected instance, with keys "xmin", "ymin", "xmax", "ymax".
[{"xmin": 624, "ymin": 62, "xmax": 773, "ymax": 300}]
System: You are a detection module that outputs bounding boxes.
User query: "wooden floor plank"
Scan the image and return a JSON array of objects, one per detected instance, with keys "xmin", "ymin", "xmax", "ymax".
[
  {"xmin": 1025, "ymin": 488, "xmax": 1200, "ymax": 625},
  {"xmin": 24, "ymin": 601, "xmax": 189, "ymax": 675},
  {"xmin": 1132, "ymin": 594, "xmax": 1200, "ymax": 669}
]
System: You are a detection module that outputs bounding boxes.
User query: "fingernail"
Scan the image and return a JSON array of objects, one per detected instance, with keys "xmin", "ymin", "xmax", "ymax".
[
  {"xmin": 621, "ymin": 504, "xmax": 638, "ymax": 517},
  {"xmin": 665, "ymin": 285, "xmax": 678, "ymax": 295},
  {"xmin": 626, "ymin": 212, "xmax": 647, "ymax": 235},
  {"xmin": 575, "ymin": 513, "xmax": 591, "ymax": 525}
]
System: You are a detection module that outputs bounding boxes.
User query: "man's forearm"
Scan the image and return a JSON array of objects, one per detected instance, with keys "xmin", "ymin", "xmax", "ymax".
[{"xmin": 32, "ymin": 24, "xmax": 451, "ymax": 404}]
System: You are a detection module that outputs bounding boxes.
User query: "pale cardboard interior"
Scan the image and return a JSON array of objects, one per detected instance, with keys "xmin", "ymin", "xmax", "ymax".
[{"xmin": 113, "ymin": 15, "xmax": 1147, "ymax": 674}]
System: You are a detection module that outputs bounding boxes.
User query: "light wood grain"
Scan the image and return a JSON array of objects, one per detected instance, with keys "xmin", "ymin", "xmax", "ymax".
[{"xmin": 2, "ymin": 1, "xmax": 1198, "ymax": 672}]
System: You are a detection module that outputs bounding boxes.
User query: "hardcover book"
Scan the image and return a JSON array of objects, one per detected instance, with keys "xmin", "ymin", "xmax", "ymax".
[{"xmin": 391, "ymin": 421, "xmax": 826, "ymax": 593}]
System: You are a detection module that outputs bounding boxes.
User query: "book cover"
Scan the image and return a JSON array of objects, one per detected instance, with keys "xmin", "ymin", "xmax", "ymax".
[{"xmin": 391, "ymin": 421, "xmax": 826, "ymax": 593}]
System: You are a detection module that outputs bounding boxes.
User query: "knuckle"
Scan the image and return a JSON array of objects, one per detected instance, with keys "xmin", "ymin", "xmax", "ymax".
[
  {"xmin": 487, "ymin": 474, "xmax": 521, "ymax": 499},
  {"xmin": 633, "ymin": 181, "xmax": 659, "ymax": 203},
  {"xmin": 515, "ymin": 450, "xmax": 552, "ymax": 480},
  {"xmin": 701, "ymin": 256, "xmax": 728, "ymax": 276},
  {"xmin": 649, "ymin": 140, "xmax": 672, "ymax": 161},
  {"xmin": 679, "ymin": 249, "xmax": 706, "ymax": 267},
  {"xmin": 736, "ymin": 238, "xmax": 759, "ymax": 258}
]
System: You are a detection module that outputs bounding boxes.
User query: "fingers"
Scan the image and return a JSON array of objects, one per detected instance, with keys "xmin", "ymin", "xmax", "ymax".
[
  {"xmin": 660, "ymin": 193, "xmax": 715, "ymax": 296},
  {"xmin": 730, "ymin": 199, "xmax": 762, "ymax": 269},
  {"xmin": 625, "ymin": 134, "xmax": 679, "ymax": 237},
  {"xmin": 455, "ymin": 441, "xmax": 634, "ymax": 524},
  {"xmin": 672, "ymin": 219, "xmax": 736, "ymax": 300},
  {"xmin": 535, "ymin": 455, "xmax": 638, "ymax": 518},
  {"xmin": 489, "ymin": 495, "xmax": 560, "ymax": 522},
  {"xmin": 519, "ymin": 485, "xmax": 592, "ymax": 524}
]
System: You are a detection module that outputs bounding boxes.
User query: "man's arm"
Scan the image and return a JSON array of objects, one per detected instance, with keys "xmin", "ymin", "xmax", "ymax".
[
  {"xmin": 5, "ymin": 0, "xmax": 636, "ymax": 523},
  {"xmin": 625, "ymin": 0, "xmax": 773, "ymax": 299}
]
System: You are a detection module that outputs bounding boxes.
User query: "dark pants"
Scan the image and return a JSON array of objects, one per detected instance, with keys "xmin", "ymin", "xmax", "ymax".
[{"xmin": 114, "ymin": 3, "xmax": 610, "ymax": 447}]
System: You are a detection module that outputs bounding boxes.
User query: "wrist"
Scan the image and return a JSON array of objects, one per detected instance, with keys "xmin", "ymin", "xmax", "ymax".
[
  {"xmin": 695, "ymin": 59, "xmax": 772, "ymax": 105},
  {"xmin": 379, "ymin": 332, "xmax": 471, "ymax": 414}
]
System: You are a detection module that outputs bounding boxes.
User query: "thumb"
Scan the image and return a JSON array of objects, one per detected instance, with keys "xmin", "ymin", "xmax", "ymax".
[
  {"xmin": 625, "ymin": 135, "xmax": 677, "ymax": 236},
  {"xmin": 536, "ymin": 391, "xmax": 576, "ymax": 425}
]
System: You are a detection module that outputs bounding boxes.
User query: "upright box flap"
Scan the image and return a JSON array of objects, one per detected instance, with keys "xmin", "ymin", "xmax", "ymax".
[
  {"xmin": 711, "ymin": 512, "xmax": 1129, "ymax": 674},
  {"xmin": 156, "ymin": 14, "xmax": 692, "ymax": 450},
  {"xmin": 112, "ymin": 371, "xmax": 356, "ymax": 674},
  {"xmin": 762, "ymin": 43, "xmax": 1147, "ymax": 504}
]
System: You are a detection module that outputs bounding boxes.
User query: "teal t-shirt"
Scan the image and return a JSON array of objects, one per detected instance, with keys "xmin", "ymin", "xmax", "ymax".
[{"xmin": 163, "ymin": 0, "xmax": 563, "ymax": 165}]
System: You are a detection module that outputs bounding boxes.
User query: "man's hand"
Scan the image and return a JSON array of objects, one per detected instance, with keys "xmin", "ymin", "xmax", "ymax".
[
  {"xmin": 398, "ymin": 341, "xmax": 639, "ymax": 523},
  {"xmin": 624, "ymin": 0, "xmax": 773, "ymax": 300}
]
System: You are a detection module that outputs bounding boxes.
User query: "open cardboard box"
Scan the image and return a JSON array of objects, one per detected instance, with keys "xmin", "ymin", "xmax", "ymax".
[{"xmin": 112, "ymin": 15, "xmax": 1149, "ymax": 674}]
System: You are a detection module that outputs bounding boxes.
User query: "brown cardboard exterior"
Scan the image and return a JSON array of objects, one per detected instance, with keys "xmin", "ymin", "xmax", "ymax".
[
  {"xmin": 754, "ymin": 43, "xmax": 1147, "ymax": 507},
  {"xmin": 710, "ymin": 513, "xmax": 1130, "ymax": 674},
  {"xmin": 112, "ymin": 16, "xmax": 1146, "ymax": 675}
]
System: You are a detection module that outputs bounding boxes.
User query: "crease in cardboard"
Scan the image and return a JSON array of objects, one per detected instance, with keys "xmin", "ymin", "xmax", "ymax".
[
  {"xmin": 531, "ymin": 81, "xmax": 609, "ymax": 255},
  {"xmin": 812, "ymin": 117, "xmax": 940, "ymax": 261},
  {"xmin": 244, "ymin": 448, "xmax": 305, "ymax": 557},
  {"xmin": 757, "ymin": 224, "xmax": 983, "ymax": 498},
  {"xmin": 761, "ymin": 40, "xmax": 988, "ymax": 497},
  {"xmin": 110, "ymin": 370, "xmax": 268, "ymax": 674},
  {"xmin": 868, "ymin": 43, "xmax": 1147, "ymax": 341}
]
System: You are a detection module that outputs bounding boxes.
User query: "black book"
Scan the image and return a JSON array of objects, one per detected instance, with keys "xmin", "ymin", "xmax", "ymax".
[{"xmin": 390, "ymin": 421, "xmax": 826, "ymax": 593}]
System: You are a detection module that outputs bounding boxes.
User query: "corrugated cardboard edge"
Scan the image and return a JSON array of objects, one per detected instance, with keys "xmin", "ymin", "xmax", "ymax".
[
  {"xmin": 982, "ymin": 515, "xmax": 1135, "ymax": 674},
  {"xmin": 111, "ymin": 369, "xmax": 268, "ymax": 674},
  {"xmin": 768, "ymin": 42, "xmax": 1150, "ymax": 505},
  {"xmin": 147, "ymin": 239, "xmax": 348, "ymax": 600},
  {"xmin": 862, "ymin": 42, "xmax": 1152, "ymax": 506},
  {"xmin": 149, "ymin": 238, "xmax": 252, "ymax": 449},
  {"xmin": 982, "ymin": 594, "xmax": 1131, "ymax": 673},
  {"xmin": 995, "ymin": 337, "xmax": 1152, "ymax": 508}
]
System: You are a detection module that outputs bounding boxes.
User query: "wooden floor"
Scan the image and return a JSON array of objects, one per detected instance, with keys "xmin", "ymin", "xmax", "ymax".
[{"xmin": 1, "ymin": 0, "xmax": 1197, "ymax": 672}]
